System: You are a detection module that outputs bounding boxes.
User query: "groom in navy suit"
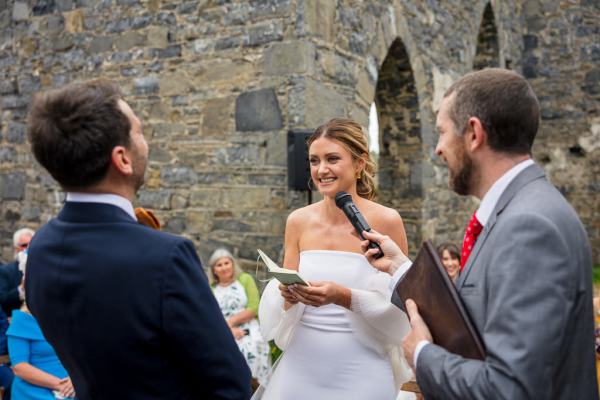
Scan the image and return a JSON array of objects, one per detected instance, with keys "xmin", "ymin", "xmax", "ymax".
[{"xmin": 25, "ymin": 79, "xmax": 251, "ymax": 399}]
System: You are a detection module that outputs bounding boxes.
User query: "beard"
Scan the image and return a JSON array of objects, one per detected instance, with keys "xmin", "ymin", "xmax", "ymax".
[
  {"xmin": 449, "ymin": 145, "xmax": 474, "ymax": 196},
  {"xmin": 130, "ymin": 151, "xmax": 147, "ymax": 192}
]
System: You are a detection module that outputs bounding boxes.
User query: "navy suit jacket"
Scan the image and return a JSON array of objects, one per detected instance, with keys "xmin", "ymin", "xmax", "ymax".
[
  {"xmin": 25, "ymin": 202, "xmax": 252, "ymax": 400},
  {"xmin": 0, "ymin": 261, "xmax": 22, "ymax": 317}
]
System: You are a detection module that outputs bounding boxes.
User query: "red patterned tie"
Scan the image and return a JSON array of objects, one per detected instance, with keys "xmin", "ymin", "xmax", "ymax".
[{"xmin": 460, "ymin": 211, "xmax": 483, "ymax": 272}]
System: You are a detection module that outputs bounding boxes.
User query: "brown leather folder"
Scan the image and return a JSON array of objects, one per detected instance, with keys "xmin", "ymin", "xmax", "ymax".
[{"xmin": 391, "ymin": 240, "xmax": 486, "ymax": 360}]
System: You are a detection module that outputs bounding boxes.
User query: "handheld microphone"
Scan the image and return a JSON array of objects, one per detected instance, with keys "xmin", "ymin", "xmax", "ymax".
[{"xmin": 335, "ymin": 191, "xmax": 384, "ymax": 259}]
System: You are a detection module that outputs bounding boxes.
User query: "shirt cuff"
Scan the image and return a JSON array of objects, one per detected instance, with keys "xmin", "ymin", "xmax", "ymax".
[
  {"xmin": 388, "ymin": 260, "xmax": 413, "ymax": 293},
  {"xmin": 414, "ymin": 340, "xmax": 430, "ymax": 369}
]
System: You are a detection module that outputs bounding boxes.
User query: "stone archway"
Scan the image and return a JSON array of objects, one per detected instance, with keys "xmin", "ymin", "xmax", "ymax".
[
  {"xmin": 373, "ymin": 38, "xmax": 423, "ymax": 257},
  {"xmin": 474, "ymin": 2, "xmax": 500, "ymax": 70}
]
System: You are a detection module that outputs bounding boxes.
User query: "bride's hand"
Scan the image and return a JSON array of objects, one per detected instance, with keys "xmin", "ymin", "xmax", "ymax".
[
  {"xmin": 289, "ymin": 281, "xmax": 351, "ymax": 309},
  {"xmin": 279, "ymin": 283, "xmax": 299, "ymax": 310}
]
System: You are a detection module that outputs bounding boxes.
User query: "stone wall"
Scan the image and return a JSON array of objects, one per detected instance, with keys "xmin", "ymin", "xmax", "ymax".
[{"xmin": 0, "ymin": 0, "xmax": 598, "ymax": 267}]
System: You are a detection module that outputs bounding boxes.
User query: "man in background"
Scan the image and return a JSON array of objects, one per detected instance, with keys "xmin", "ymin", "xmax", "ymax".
[
  {"xmin": 0, "ymin": 228, "xmax": 34, "ymax": 316},
  {"xmin": 25, "ymin": 79, "xmax": 251, "ymax": 399}
]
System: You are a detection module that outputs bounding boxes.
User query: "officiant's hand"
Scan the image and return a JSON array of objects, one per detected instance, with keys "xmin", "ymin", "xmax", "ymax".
[
  {"xmin": 289, "ymin": 281, "xmax": 351, "ymax": 309},
  {"xmin": 361, "ymin": 229, "xmax": 409, "ymax": 275},
  {"xmin": 402, "ymin": 299, "xmax": 432, "ymax": 371}
]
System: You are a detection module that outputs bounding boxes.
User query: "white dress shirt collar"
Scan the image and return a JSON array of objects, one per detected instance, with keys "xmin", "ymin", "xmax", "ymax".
[
  {"xmin": 475, "ymin": 159, "xmax": 535, "ymax": 226},
  {"xmin": 66, "ymin": 192, "xmax": 136, "ymax": 221}
]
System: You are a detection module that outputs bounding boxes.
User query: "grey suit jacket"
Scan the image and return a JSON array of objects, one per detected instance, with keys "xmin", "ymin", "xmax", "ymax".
[{"xmin": 416, "ymin": 164, "xmax": 598, "ymax": 399}]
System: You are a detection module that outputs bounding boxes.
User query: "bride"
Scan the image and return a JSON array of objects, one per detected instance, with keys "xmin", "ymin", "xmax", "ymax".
[{"xmin": 256, "ymin": 118, "xmax": 414, "ymax": 400}]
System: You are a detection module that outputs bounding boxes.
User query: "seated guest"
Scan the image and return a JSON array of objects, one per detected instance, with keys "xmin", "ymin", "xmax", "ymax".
[
  {"xmin": 0, "ymin": 228, "xmax": 34, "ymax": 317},
  {"xmin": 437, "ymin": 242, "xmax": 460, "ymax": 282},
  {"xmin": 208, "ymin": 248, "xmax": 270, "ymax": 386},
  {"xmin": 7, "ymin": 305, "xmax": 75, "ymax": 399},
  {"xmin": 0, "ymin": 308, "xmax": 13, "ymax": 399}
]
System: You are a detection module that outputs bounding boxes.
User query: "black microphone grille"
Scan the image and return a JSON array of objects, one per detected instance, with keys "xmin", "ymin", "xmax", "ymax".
[{"xmin": 334, "ymin": 192, "xmax": 352, "ymax": 208}]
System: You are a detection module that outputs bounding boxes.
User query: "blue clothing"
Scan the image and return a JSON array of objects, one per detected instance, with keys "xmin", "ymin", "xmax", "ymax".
[
  {"xmin": 7, "ymin": 311, "xmax": 68, "ymax": 400},
  {"xmin": 26, "ymin": 202, "xmax": 251, "ymax": 400}
]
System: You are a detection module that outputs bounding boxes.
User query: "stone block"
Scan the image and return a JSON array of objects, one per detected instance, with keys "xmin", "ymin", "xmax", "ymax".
[
  {"xmin": 159, "ymin": 73, "xmax": 191, "ymax": 96},
  {"xmin": 137, "ymin": 189, "xmax": 172, "ymax": 210},
  {"xmin": 214, "ymin": 145, "xmax": 262, "ymax": 165},
  {"xmin": 55, "ymin": 0, "xmax": 74, "ymax": 11},
  {"xmin": 76, "ymin": 0, "xmax": 96, "ymax": 7},
  {"xmin": 2, "ymin": 95, "xmax": 28, "ymax": 109},
  {"xmin": 320, "ymin": 52, "xmax": 357, "ymax": 85},
  {"xmin": 0, "ymin": 79, "xmax": 16, "ymax": 94},
  {"xmin": 189, "ymin": 189, "xmax": 222, "ymax": 207},
  {"xmin": 194, "ymin": 60, "xmax": 255, "ymax": 85},
  {"xmin": 117, "ymin": 0, "xmax": 139, "ymax": 6},
  {"xmin": 151, "ymin": 44, "xmax": 181, "ymax": 59},
  {"xmin": 202, "ymin": 97, "xmax": 233, "ymax": 135},
  {"xmin": 264, "ymin": 40, "xmax": 315, "ymax": 76},
  {"xmin": 0, "ymin": 9, "xmax": 10, "ymax": 30},
  {"xmin": 64, "ymin": 9, "xmax": 84, "ymax": 33},
  {"xmin": 178, "ymin": 1, "xmax": 198, "ymax": 14},
  {"xmin": 215, "ymin": 36, "xmax": 241, "ymax": 50},
  {"xmin": 248, "ymin": 173, "xmax": 286, "ymax": 186},
  {"xmin": 235, "ymin": 88, "xmax": 283, "ymax": 132},
  {"xmin": 164, "ymin": 216, "xmax": 185, "ymax": 234},
  {"xmin": 213, "ymin": 219, "xmax": 252, "ymax": 233},
  {"xmin": 147, "ymin": 26, "xmax": 169, "ymax": 48},
  {"xmin": 583, "ymin": 68, "xmax": 600, "ymax": 95},
  {"xmin": 266, "ymin": 131, "xmax": 286, "ymax": 166},
  {"xmin": 53, "ymin": 32, "xmax": 74, "ymax": 51},
  {"xmin": 0, "ymin": 148, "xmax": 15, "ymax": 162},
  {"xmin": 289, "ymin": 78, "xmax": 346, "ymax": 128},
  {"xmin": 161, "ymin": 165, "xmax": 197, "ymax": 185},
  {"xmin": 149, "ymin": 146, "xmax": 173, "ymax": 163},
  {"xmin": 6, "ymin": 122, "xmax": 26, "ymax": 143},
  {"xmin": 156, "ymin": 12, "xmax": 176, "ymax": 26},
  {"xmin": 1, "ymin": 173, "xmax": 26, "ymax": 200},
  {"xmin": 133, "ymin": 76, "xmax": 159, "ymax": 95},
  {"xmin": 107, "ymin": 18, "xmax": 131, "ymax": 33},
  {"xmin": 114, "ymin": 31, "xmax": 146, "ymax": 50},
  {"xmin": 12, "ymin": 2, "xmax": 29, "ymax": 21},
  {"xmin": 32, "ymin": 0, "xmax": 54, "ymax": 15},
  {"xmin": 299, "ymin": 0, "xmax": 335, "ymax": 42},
  {"xmin": 244, "ymin": 21, "xmax": 283, "ymax": 47},
  {"xmin": 131, "ymin": 14, "xmax": 151, "ymax": 29},
  {"xmin": 185, "ymin": 210, "xmax": 212, "ymax": 234}
]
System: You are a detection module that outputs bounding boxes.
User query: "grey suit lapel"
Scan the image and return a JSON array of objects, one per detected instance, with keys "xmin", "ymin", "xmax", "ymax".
[{"xmin": 456, "ymin": 164, "xmax": 546, "ymax": 289}]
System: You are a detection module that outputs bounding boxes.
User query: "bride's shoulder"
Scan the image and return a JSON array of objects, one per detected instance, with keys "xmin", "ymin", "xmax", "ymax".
[
  {"xmin": 362, "ymin": 200, "xmax": 403, "ymax": 230},
  {"xmin": 286, "ymin": 202, "xmax": 321, "ymax": 227}
]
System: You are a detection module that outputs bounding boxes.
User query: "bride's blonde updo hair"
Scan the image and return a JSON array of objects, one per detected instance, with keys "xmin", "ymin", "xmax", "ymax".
[{"xmin": 307, "ymin": 118, "xmax": 377, "ymax": 200}]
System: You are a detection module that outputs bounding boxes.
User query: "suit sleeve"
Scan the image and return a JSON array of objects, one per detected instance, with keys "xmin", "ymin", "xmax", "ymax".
[
  {"xmin": 416, "ymin": 213, "xmax": 573, "ymax": 400},
  {"xmin": 162, "ymin": 240, "xmax": 252, "ymax": 399},
  {"xmin": 0, "ymin": 268, "xmax": 20, "ymax": 316}
]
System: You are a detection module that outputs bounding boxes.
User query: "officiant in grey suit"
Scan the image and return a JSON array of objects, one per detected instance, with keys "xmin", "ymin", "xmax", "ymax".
[{"xmin": 363, "ymin": 68, "xmax": 598, "ymax": 399}]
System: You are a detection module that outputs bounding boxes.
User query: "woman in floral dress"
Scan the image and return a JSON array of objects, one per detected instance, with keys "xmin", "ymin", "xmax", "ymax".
[{"xmin": 208, "ymin": 248, "xmax": 270, "ymax": 386}]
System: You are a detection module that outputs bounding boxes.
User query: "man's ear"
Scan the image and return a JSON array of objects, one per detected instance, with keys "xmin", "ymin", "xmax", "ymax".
[
  {"xmin": 465, "ymin": 117, "xmax": 486, "ymax": 152},
  {"xmin": 110, "ymin": 145, "xmax": 133, "ymax": 176}
]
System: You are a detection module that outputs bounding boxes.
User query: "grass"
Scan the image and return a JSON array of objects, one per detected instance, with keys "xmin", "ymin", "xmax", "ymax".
[{"xmin": 594, "ymin": 265, "xmax": 600, "ymax": 284}]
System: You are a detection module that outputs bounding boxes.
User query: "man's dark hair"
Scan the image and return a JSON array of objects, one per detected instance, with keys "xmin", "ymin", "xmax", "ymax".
[
  {"xmin": 27, "ymin": 79, "xmax": 131, "ymax": 189},
  {"xmin": 444, "ymin": 68, "xmax": 540, "ymax": 154}
]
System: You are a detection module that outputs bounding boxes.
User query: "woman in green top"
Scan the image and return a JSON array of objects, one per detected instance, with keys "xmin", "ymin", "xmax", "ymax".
[{"xmin": 208, "ymin": 248, "xmax": 270, "ymax": 386}]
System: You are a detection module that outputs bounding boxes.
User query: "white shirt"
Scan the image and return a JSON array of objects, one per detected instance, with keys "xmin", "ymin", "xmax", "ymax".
[
  {"xmin": 66, "ymin": 192, "xmax": 136, "ymax": 221},
  {"xmin": 390, "ymin": 158, "xmax": 535, "ymax": 368}
]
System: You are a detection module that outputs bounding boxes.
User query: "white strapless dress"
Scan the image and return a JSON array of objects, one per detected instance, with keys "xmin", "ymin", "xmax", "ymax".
[{"xmin": 261, "ymin": 250, "xmax": 397, "ymax": 400}]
